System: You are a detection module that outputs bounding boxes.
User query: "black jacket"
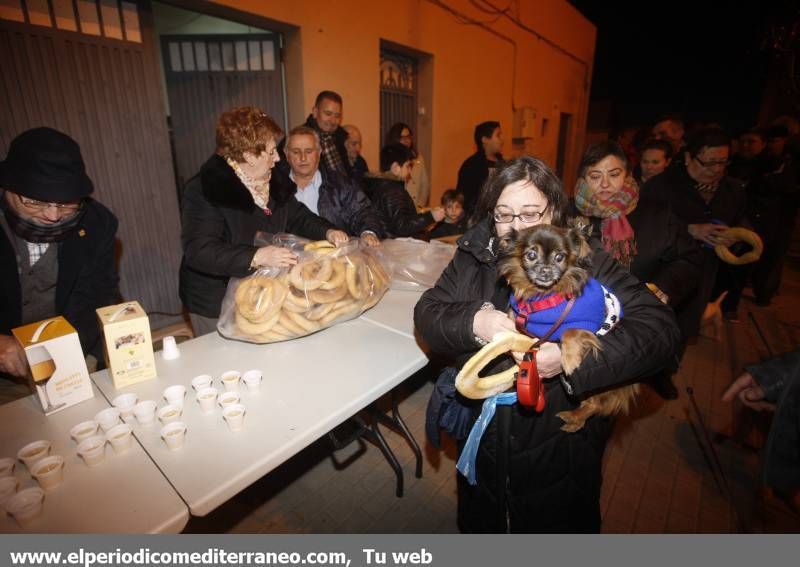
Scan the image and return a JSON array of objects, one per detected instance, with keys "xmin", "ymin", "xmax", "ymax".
[
  {"xmin": 286, "ymin": 167, "xmax": 383, "ymax": 238},
  {"xmin": 577, "ymin": 186, "xmax": 703, "ymax": 340},
  {"xmin": 414, "ymin": 218, "xmax": 680, "ymax": 532},
  {"xmin": 644, "ymin": 164, "xmax": 747, "ymax": 336},
  {"xmin": 179, "ymin": 155, "xmax": 335, "ymax": 318},
  {"xmin": 1, "ymin": 197, "xmax": 119, "ymax": 359},
  {"xmin": 457, "ymin": 150, "xmax": 502, "ymax": 216},
  {"xmin": 364, "ymin": 175, "xmax": 435, "ymax": 238},
  {"xmin": 746, "ymin": 348, "xmax": 800, "ymax": 492}
]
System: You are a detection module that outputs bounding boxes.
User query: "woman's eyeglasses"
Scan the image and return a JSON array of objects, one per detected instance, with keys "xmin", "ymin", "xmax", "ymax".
[
  {"xmin": 18, "ymin": 196, "xmax": 83, "ymax": 212},
  {"xmin": 492, "ymin": 207, "xmax": 547, "ymax": 224}
]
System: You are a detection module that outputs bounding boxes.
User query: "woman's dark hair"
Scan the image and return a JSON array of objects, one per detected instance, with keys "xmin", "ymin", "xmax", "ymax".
[
  {"xmin": 685, "ymin": 127, "xmax": 730, "ymax": 158},
  {"xmin": 471, "ymin": 155, "xmax": 568, "ymax": 228},
  {"xmin": 640, "ymin": 138, "xmax": 674, "ymax": 160},
  {"xmin": 385, "ymin": 122, "xmax": 416, "ymax": 156},
  {"xmin": 578, "ymin": 140, "xmax": 628, "ymax": 178}
]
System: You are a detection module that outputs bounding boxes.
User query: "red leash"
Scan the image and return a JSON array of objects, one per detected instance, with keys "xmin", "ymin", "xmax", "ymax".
[{"xmin": 515, "ymin": 296, "xmax": 576, "ymax": 411}]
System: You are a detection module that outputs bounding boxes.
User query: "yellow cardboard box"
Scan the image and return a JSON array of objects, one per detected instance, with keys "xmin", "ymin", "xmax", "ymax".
[
  {"xmin": 12, "ymin": 317, "xmax": 94, "ymax": 416},
  {"xmin": 96, "ymin": 301, "xmax": 157, "ymax": 389}
]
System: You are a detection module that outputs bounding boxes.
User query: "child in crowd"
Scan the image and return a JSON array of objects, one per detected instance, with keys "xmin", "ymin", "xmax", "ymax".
[
  {"xmin": 364, "ymin": 143, "xmax": 444, "ymax": 238},
  {"xmin": 430, "ymin": 189, "xmax": 467, "ymax": 239}
]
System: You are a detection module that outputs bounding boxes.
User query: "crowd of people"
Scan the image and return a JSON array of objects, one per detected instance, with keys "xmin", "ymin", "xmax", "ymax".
[{"xmin": 1, "ymin": 91, "xmax": 798, "ymax": 532}]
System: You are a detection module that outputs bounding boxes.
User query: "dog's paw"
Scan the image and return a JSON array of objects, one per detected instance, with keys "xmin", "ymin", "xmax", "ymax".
[{"xmin": 556, "ymin": 411, "xmax": 586, "ymax": 432}]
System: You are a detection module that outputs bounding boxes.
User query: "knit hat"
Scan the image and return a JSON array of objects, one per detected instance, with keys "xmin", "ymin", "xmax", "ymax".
[{"xmin": 0, "ymin": 127, "xmax": 94, "ymax": 202}]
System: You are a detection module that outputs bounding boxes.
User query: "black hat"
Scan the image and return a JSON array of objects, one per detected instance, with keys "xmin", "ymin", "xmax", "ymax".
[{"xmin": 0, "ymin": 127, "xmax": 94, "ymax": 202}]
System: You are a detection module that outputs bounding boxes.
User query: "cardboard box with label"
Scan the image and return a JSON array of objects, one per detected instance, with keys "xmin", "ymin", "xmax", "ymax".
[
  {"xmin": 12, "ymin": 317, "xmax": 94, "ymax": 416},
  {"xmin": 96, "ymin": 301, "xmax": 157, "ymax": 389}
]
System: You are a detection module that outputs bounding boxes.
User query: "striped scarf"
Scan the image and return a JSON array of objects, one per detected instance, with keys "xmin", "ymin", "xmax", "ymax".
[
  {"xmin": 319, "ymin": 132, "xmax": 347, "ymax": 175},
  {"xmin": 574, "ymin": 175, "xmax": 639, "ymax": 268},
  {"xmin": 225, "ymin": 156, "xmax": 271, "ymax": 214}
]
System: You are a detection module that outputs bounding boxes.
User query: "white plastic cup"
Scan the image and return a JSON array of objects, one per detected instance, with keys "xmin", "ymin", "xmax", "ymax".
[
  {"xmin": 94, "ymin": 408, "xmax": 121, "ymax": 432},
  {"xmin": 161, "ymin": 422, "xmax": 187, "ymax": 451},
  {"xmin": 223, "ymin": 404, "xmax": 246, "ymax": 432},
  {"xmin": 5, "ymin": 487, "xmax": 45, "ymax": 526},
  {"xmin": 134, "ymin": 400, "xmax": 158, "ymax": 425},
  {"xmin": 242, "ymin": 369, "xmax": 262, "ymax": 392},
  {"xmin": 196, "ymin": 387, "xmax": 218, "ymax": 413},
  {"xmin": 31, "ymin": 455, "xmax": 65, "ymax": 491},
  {"xmin": 220, "ymin": 370, "xmax": 241, "ymax": 391},
  {"xmin": 111, "ymin": 393, "xmax": 138, "ymax": 421},
  {"xmin": 191, "ymin": 374, "xmax": 213, "ymax": 391},
  {"xmin": 0, "ymin": 457, "xmax": 15, "ymax": 477},
  {"xmin": 157, "ymin": 404, "xmax": 182, "ymax": 425},
  {"xmin": 70, "ymin": 421, "xmax": 99, "ymax": 444},
  {"xmin": 0, "ymin": 476, "xmax": 19, "ymax": 510},
  {"xmin": 161, "ymin": 336, "xmax": 180, "ymax": 360},
  {"xmin": 106, "ymin": 423, "xmax": 133, "ymax": 454},
  {"xmin": 77, "ymin": 435, "xmax": 106, "ymax": 467},
  {"xmin": 218, "ymin": 391, "xmax": 240, "ymax": 408},
  {"xmin": 163, "ymin": 385, "xmax": 186, "ymax": 409},
  {"xmin": 17, "ymin": 440, "xmax": 51, "ymax": 470}
]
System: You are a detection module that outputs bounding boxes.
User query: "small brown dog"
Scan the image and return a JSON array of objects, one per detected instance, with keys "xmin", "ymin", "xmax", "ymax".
[{"xmin": 498, "ymin": 220, "xmax": 639, "ymax": 432}]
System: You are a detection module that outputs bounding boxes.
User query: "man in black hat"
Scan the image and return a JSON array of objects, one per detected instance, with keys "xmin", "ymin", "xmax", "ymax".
[{"xmin": 0, "ymin": 127, "xmax": 119, "ymax": 382}]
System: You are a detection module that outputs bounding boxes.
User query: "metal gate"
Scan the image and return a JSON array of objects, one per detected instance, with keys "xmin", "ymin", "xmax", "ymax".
[
  {"xmin": 161, "ymin": 33, "xmax": 284, "ymax": 190},
  {"xmin": 379, "ymin": 49, "xmax": 417, "ymax": 146},
  {"xmin": 0, "ymin": 0, "xmax": 183, "ymax": 327}
]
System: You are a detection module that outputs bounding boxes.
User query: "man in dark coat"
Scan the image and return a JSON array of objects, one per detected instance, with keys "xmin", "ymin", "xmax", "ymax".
[
  {"xmin": 343, "ymin": 124, "xmax": 370, "ymax": 189},
  {"xmin": 457, "ymin": 121, "xmax": 504, "ymax": 217},
  {"xmin": 364, "ymin": 143, "xmax": 444, "ymax": 239},
  {"xmin": 645, "ymin": 128, "xmax": 747, "ymax": 337},
  {"xmin": 284, "ymin": 126, "xmax": 382, "ymax": 245},
  {"xmin": 0, "ymin": 127, "xmax": 119, "ymax": 381},
  {"xmin": 278, "ymin": 91, "xmax": 352, "ymax": 180},
  {"xmin": 723, "ymin": 348, "xmax": 800, "ymax": 501}
]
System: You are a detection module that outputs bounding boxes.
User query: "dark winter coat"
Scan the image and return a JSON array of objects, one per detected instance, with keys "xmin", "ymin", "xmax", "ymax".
[
  {"xmin": 364, "ymin": 175, "xmax": 435, "ymax": 238},
  {"xmin": 179, "ymin": 154, "xmax": 335, "ymax": 318},
  {"xmin": 577, "ymin": 186, "xmax": 703, "ymax": 340},
  {"xmin": 746, "ymin": 348, "xmax": 800, "ymax": 492},
  {"xmin": 644, "ymin": 164, "xmax": 747, "ymax": 337},
  {"xmin": 414, "ymin": 218, "xmax": 681, "ymax": 532},
  {"xmin": 286, "ymin": 167, "xmax": 383, "ymax": 238},
  {"xmin": 457, "ymin": 150, "xmax": 503, "ymax": 216},
  {"xmin": 0, "ymin": 197, "xmax": 119, "ymax": 359}
]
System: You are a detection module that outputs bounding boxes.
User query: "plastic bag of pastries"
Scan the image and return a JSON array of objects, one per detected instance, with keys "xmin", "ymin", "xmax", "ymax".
[{"xmin": 217, "ymin": 234, "xmax": 390, "ymax": 343}]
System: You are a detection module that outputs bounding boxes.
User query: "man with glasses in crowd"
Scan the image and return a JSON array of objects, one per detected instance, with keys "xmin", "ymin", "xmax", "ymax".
[
  {"xmin": 645, "ymin": 127, "xmax": 748, "ymax": 339},
  {"xmin": 0, "ymin": 127, "xmax": 119, "ymax": 390}
]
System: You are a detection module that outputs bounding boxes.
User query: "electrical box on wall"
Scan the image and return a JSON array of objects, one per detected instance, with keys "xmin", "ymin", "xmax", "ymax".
[{"xmin": 512, "ymin": 106, "xmax": 537, "ymax": 139}]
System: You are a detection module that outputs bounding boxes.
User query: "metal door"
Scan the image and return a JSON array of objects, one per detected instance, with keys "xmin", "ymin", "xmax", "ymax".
[{"xmin": 0, "ymin": 0, "xmax": 183, "ymax": 327}]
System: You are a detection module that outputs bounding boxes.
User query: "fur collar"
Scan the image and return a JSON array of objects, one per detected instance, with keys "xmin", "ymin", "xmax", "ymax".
[{"xmin": 199, "ymin": 154, "xmax": 293, "ymax": 210}]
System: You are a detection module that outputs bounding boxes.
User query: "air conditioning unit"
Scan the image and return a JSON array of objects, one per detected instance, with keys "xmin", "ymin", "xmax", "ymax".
[{"xmin": 512, "ymin": 106, "xmax": 537, "ymax": 139}]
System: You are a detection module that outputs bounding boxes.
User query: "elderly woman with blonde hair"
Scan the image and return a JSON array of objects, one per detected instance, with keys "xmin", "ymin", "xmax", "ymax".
[{"xmin": 179, "ymin": 106, "xmax": 347, "ymax": 336}]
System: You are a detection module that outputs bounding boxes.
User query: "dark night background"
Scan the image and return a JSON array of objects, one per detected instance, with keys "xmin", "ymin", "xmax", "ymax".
[{"xmin": 569, "ymin": 0, "xmax": 800, "ymax": 135}]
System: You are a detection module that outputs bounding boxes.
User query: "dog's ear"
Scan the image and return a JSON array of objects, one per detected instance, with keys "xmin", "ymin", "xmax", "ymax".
[
  {"xmin": 497, "ymin": 228, "xmax": 518, "ymax": 256},
  {"xmin": 566, "ymin": 217, "xmax": 591, "ymax": 252}
]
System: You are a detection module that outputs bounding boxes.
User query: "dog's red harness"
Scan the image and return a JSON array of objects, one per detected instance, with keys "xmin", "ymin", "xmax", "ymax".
[{"xmin": 515, "ymin": 296, "xmax": 576, "ymax": 411}]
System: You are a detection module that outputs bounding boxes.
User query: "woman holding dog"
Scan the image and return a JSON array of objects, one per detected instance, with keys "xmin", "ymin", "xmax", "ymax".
[
  {"xmin": 414, "ymin": 156, "xmax": 680, "ymax": 533},
  {"xmin": 573, "ymin": 140, "xmax": 704, "ymax": 398}
]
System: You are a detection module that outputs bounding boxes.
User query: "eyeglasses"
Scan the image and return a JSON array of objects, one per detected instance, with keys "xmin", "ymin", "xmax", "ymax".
[
  {"xmin": 492, "ymin": 207, "xmax": 548, "ymax": 224},
  {"xmin": 693, "ymin": 156, "xmax": 730, "ymax": 169},
  {"xmin": 18, "ymin": 196, "xmax": 83, "ymax": 212}
]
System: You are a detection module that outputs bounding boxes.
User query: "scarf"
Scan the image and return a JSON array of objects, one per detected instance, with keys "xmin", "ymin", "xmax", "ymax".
[
  {"xmin": 224, "ymin": 156, "xmax": 271, "ymax": 214},
  {"xmin": 695, "ymin": 181, "xmax": 719, "ymax": 204},
  {"xmin": 319, "ymin": 132, "xmax": 346, "ymax": 175},
  {"xmin": 574, "ymin": 175, "xmax": 639, "ymax": 267},
  {"xmin": 1, "ymin": 198, "xmax": 85, "ymax": 243}
]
